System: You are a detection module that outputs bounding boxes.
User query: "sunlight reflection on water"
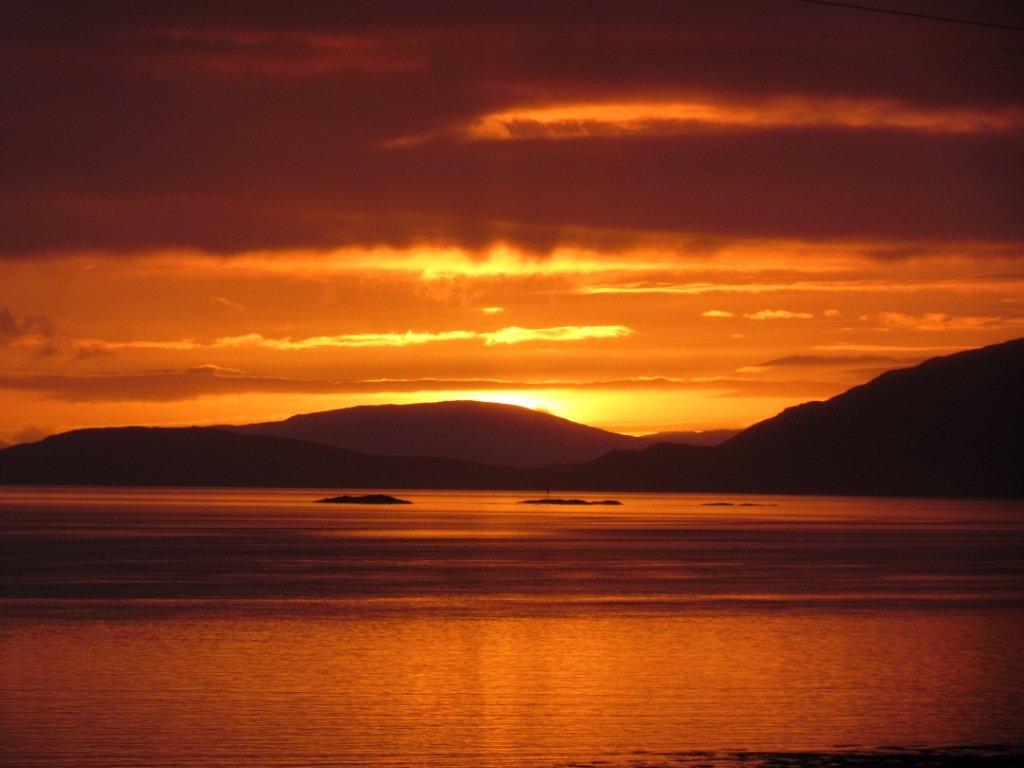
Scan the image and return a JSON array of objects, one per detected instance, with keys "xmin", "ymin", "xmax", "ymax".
[{"xmin": 1, "ymin": 488, "xmax": 1023, "ymax": 767}]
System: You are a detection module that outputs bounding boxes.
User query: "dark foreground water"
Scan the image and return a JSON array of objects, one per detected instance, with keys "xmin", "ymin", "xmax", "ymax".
[{"xmin": 1, "ymin": 488, "xmax": 1023, "ymax": 767}]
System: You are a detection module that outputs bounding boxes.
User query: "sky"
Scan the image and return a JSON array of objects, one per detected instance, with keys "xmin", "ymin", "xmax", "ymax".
[{"xmin": 1, "ymin": 0, "xmax": 1022, "ymax": 442}]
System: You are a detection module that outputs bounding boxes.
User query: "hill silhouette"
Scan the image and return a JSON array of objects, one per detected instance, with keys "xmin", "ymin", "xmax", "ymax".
[
  {"xmin": 234, "ymin": 400, "xmax": 642, "ymax": 467},
  {"xmin": 0, "ymin": 427, "xmax": 531, "ymax": 488},
  {"xmin": 635, "ymin": 429, "xmax": 740, "ymax": 447},
  {"xmin": 548, "ymin": 338, "xmax": 1024, "ymax": 497},
  {"xmin": 2, "ymin": 339, "xmax": 1021, "ymax": 496}
]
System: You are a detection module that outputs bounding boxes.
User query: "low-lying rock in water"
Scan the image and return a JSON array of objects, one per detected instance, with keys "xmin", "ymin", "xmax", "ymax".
[
  {"xmin": 519, "ymin": 498, "xmax": 622, "ymax": 506},
  {"xmin": 317, "ymin": 494, "xmax": 412, "ymax": 505},
  {"xmin": 701, "ymin": 501, "xmax": 778, "ymax": 507}
]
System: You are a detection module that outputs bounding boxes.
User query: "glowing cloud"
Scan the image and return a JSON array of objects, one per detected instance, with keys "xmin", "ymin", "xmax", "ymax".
[
  {"xmin": 454, "ymin": 98, "xmax": 1024, "ymax": 141},
  {"xmin": 480, "ymin": 325, "xmax": 631, "ymax": 345},
  {"xmin": 213, "ymin": 331, "xmax": 477, "ymax": 349},
  {"xmin": 743, "ymin": 310, "xmax": 814, "ymax": 320},
  {"xmin": 76, "ymin": 339, "xmax": 201, "ymax": 352}
]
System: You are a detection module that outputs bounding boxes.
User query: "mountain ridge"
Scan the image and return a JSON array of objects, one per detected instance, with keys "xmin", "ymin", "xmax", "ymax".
[
  {"xmin": 1, "ymin": 338, "xmax": 1021, "ymax": 496},
  {"xmin": 635, "ymin": 429, "xmax": 741, "ymax": 447},
  {"xmin": 233, "ymin": 399, "xmax": 642, "ymax": 467},
  {"xmin": 0, "ymin": 426, "xmax": 532, "ymax": 489},
  {"xmin": 549, "ymin": 338, "xmax": 1024, "ymax": 497},
  {"xmin": 234, "ymin": 401, "xmax": 739, "ymax": 467}
]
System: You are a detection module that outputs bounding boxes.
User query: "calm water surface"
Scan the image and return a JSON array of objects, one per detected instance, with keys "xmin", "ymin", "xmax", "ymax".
[{"xmin": 1, "ymin": 488, "xmax": 1023, "ymax": 767}]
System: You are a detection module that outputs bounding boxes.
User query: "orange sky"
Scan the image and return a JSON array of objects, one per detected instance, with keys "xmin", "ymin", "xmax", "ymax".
[{"xmin": 1, "ymin": 2, "xmax": 1022, "ymax": 442}]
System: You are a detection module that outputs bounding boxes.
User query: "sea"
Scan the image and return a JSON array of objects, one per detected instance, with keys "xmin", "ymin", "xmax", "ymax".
[{"xmin": 1, "ymin": 487, "xmax": 1022, "ymax": 767}]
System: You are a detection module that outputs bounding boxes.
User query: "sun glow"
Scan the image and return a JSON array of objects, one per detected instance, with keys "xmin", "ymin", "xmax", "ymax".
[{"xmin": 454, "ymin": 391, "xmax": 565, "ymax": 415}]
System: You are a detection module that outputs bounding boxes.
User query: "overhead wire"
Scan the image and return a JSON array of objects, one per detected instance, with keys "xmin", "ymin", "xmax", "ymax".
[{"xmin": 789, "ymin": 0, "xmax": 1024, "ymax": 32}]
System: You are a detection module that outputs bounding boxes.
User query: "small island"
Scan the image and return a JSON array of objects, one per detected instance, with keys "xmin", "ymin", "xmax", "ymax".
[
  {"xmin": 701, "ymin": 502, "xmax": 778, "ymax": 507},
  {"xmin": 316, "ymin": 494, "xmax": 412, "ymax": 505},
  {"xmin": 519, "ymin": 498, "xmax": 622, "ymax": 506}
]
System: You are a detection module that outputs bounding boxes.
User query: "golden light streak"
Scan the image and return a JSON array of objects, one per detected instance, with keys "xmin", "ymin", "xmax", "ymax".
[
  {"xmin": 814, "ymin": 343, "xmax": 968, "ymax": 353},
  {"xmin": 213, "ymin": 330, "xmax": 477, "ymax": 349},
  {"xmin": 743, "ymin": 310, "xmax": 814, "ymax": 320},
  {"xmin": 46, "ymin": 239, "xmax": 1024, "ymax": 291},
  {"xmin": 701, "ymin": 308, "xmax": 816, "ymax": 320},
  {"xmin": 581, "ymin": 277, "xmax": 1024, "ymax": 296},
  {"xmin": 191, "ymin": 245, "xmax": 677, "ymax": 280},
  {"xmin": 69, "ymin": 325, "xmax": 633, "ymax": 353},
  {"xmin": 870, "ymin": 312, "xmax": 1024, "ymax": 331},
  {"xmin": 74, "ymin": 339, "xmax": 202, "ymax": 351},
  {"xmin": 480, "ymin": 325, "xmax": 630, "ymax": 345}
]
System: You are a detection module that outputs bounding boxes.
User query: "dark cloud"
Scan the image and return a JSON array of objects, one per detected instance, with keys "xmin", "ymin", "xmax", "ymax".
[
  {"xmin": 5, "ymin": 2, "xmax": 1020, "ymax": 104},
  {"xmin": 1, "ymin": 1, "xmax": 1021, "ymax": 256},
  {"xmin": 0, "ymin": 367, "xmax": 346, "ymax": 402},
  {"xmin": 0, "ymin": 307, "xmax": 58, "ymax": 353},
  {"xmin": 3, "ymin": 129, "xmax": 1021, "ymax": 256}
]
